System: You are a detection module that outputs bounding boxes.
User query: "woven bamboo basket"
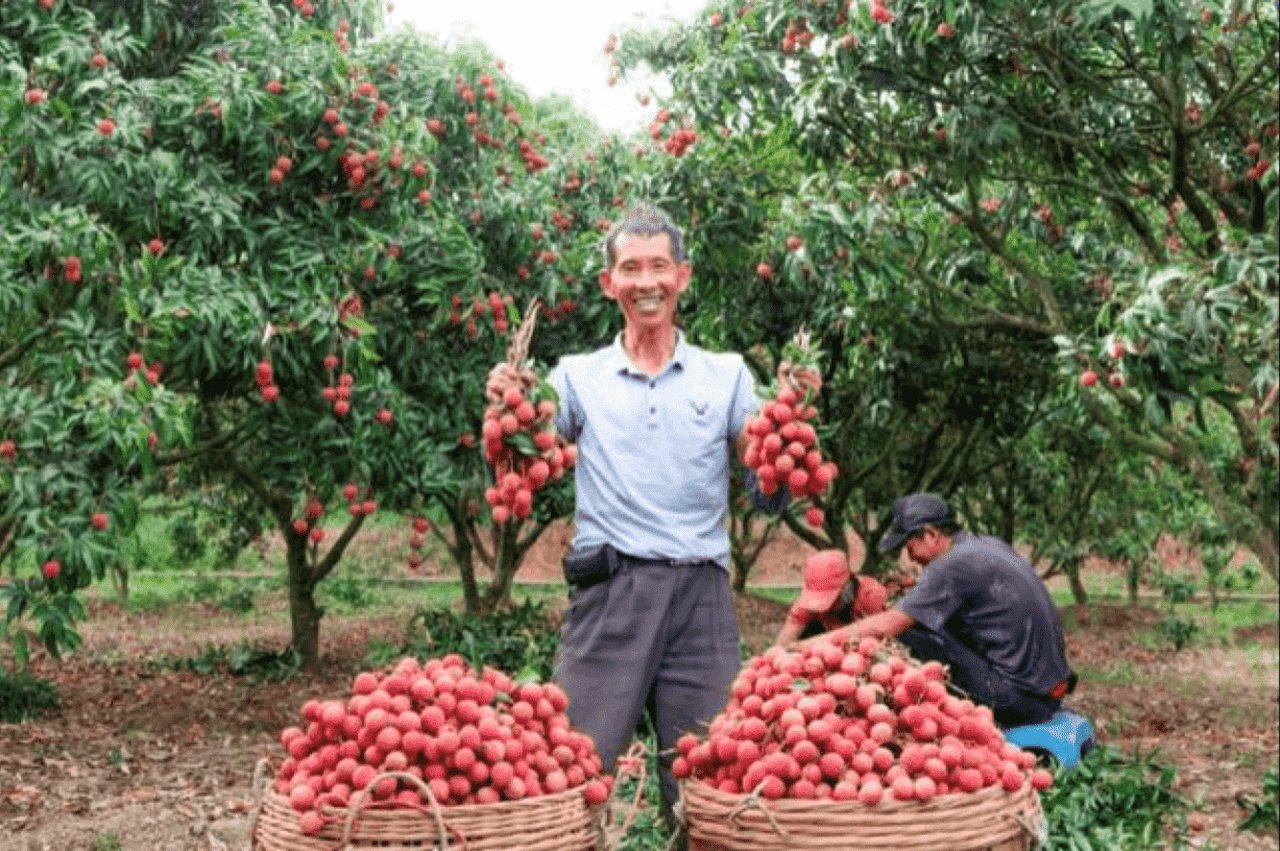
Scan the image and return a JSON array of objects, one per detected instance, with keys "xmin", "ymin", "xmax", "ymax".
[
  {"xmin": 252, "ymin": 769, "xmax": 601, "ymax": 851},
  {"xmin": 683, "ymin": 777, "xmax": 1045, "ymax": 851}
]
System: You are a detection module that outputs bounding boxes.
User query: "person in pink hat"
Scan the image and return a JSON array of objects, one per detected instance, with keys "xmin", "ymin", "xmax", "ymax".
[{"xmin": 772, "ymin": 549, "xmax": 890, "ymax": 647}]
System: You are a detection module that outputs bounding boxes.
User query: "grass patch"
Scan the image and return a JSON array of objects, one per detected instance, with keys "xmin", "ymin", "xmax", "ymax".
[
  {"xmin": 613, "ymin": 725, "xmax": 673, "ymax": 851},
  {"xmin": 147, "ymin": 641, "xmax": 300, "ymax": 682},
  {"xmin": 1056, "ymin": 593, "xmax": 1275, "ymax": 653},
  {"xmin": 92, "ymin": 834, "xmax": 123, "ymax": 851},
  {"xmin": 0, "ymin": 668, "xmax": 60, "ymax": 722},
  {"xmin": 1237, "ymin": 765, "xmax": 1279, "ymax": 834},
  {"xmin": 93, "ymin": 570, "xmax": 282, "ymax": 613},
  {"xmin": 367, "ymin": 597, "xmax": 561, "ymax": 680},
  {"xmin": 745, "ymin": 586, "xmax": 794, "ymax": 605},
  {"xmin": 1043, "ymin": 744, "xmax": 1190, "ymax": 849},
  {"xmin": 1072, "ymin": 660, "xmax": 1140, "ymax": 686},
  {"xmin": 1134, "ymin": 597, "xmax": 1278, "ymax": 652}
]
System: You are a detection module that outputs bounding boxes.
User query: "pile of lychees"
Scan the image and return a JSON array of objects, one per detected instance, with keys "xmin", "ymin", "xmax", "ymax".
[
  {"xmin": 673, "ymin": 635, "xmax": 1053, "ymax": 803},
  {"xmin": 272, "ymin": 655, "xmax": 611, "ymax": 835}
]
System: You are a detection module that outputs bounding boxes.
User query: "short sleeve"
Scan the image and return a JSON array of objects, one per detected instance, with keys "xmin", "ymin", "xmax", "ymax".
[
  {"xmin": 786, "ymin": 602, "xmax": 815, "ymax": 628},
  {"xmin": 896, "ymin": 562, "xmax": 961, "ymax": 633},
  {"xmin": 727, "ymin": 358, "xmax": 759, "ymax": 442},
  {"xmin": 548, "ymin": 360, "xmax": 580, "ymax": 441}
]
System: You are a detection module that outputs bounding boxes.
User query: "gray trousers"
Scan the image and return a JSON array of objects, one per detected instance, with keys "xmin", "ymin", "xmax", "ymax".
[
  {"xmin": 897, "ymin": 624, "xmax": 1060, "ymax": 727},
  {"xmin": 554, "ymin": 558, "xmax": 740, "ymax": 819}
]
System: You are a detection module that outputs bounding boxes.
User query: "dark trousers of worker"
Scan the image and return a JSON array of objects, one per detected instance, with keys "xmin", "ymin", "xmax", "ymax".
[
  {"xmin": 554, "ymin": 558, "xmax": 739, "ymax": 828},
  {"xmin": 897, "ymin": 624, "xmax": 1060, "ymax": 727}
]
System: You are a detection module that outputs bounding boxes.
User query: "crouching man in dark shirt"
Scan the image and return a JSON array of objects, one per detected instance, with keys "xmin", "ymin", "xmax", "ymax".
[{"xmin": 807, "ymin": 493, "xmax": 1075, "ymax": 727}]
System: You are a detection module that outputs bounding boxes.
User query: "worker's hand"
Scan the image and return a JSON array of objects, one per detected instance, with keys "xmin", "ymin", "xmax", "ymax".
[
  {"xmin": 796, "ymin": 625, "xmax": 852, "ymax": 652},
  {"xmin": 777, "ymin": 360, "xmax": 822, "ymax": 398},
  {"xmin": 485, "ymin": 363, "xmax": 521, "ymax": 404},
  {"xmin": 772, "ymin": 620, "xmax": 804, "ymax": 650}
]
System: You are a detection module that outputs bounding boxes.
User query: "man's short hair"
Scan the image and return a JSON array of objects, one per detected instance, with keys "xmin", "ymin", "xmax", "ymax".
[
  {"xmin": 920, "ymin": 520, "xmax": 962, "ymax": 538},
  {"xmin": 603, "ymin": 204, "xmax": 687, "ymax": 268}
]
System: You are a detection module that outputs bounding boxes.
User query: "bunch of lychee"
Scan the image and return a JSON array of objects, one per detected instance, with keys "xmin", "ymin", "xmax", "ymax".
[
  {"xmin": 741, "ymin": 334, "xmax": 836, "ymax": 528},
  {"xmin": 482, "ymin": 381, "xmax": 576, "ymax": 525}
]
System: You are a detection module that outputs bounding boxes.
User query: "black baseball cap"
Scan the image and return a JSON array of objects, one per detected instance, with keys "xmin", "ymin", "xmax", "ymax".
[{"xmin": 878, "ymin": 493, "xmax": 955, "ymax": 552}]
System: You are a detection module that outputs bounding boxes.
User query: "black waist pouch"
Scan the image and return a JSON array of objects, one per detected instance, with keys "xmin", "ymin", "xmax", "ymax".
[{"xmin": 562, "ymin": 544, "xmax": 619, "ymax": 589}]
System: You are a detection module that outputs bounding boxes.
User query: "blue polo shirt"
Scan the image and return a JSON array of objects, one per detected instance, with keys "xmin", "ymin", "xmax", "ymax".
[{"xmin": 549, "ymin": 332, "xmax": 757, "ymax": 568}]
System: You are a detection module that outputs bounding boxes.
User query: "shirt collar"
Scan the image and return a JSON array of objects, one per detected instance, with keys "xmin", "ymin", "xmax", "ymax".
[{"xmin": 609, "ymin": 329, "xmax": 687, "ymax": 376}]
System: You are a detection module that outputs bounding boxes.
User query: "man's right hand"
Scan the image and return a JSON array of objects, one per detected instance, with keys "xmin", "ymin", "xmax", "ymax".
[
  {"xmin": 777, "ymin": 360, "xmax": 822, "ymax": 398},
  {"xmin": 485, "ymin": 363, "xmax": 520, "ymax": 403}
]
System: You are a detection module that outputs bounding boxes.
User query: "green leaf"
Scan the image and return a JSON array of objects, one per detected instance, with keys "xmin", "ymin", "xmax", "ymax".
[
  {"xmin": 12, "ymin": 631, "xmax": 29, "ymax": 671},
  {"xmin": 4, "ymin": 586, "xmax": 27, "ymax": 624},
  {"xmin": 506, "ymin": 430, "xmax": 537, "ymax": 457}
]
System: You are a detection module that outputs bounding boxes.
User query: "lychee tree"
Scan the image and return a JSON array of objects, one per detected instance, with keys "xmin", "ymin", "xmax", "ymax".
[
  {"xmin": 0, "ymin": 0, "xmax": 635, "ymax": 670},
  {"xmin": 614, "ymin": 0, "xmax": 1279, "ymax": 579}
]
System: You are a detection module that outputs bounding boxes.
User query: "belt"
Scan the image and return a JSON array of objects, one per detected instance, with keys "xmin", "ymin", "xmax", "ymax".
[{"xmin": 617, "ymin": 552, "xmax": 718, "ymax": 569}]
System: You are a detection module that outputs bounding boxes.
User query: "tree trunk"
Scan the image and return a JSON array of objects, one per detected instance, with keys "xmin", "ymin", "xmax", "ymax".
[
  {"xmin": 729, "ymin": 512, "xmax": 751, "ymax": 593},
  {"xmin": 1243, "ymin": 522, "xmax": 1279, "ymax": 584},
  {"xmin": 1066, "ymin": 563, "xmax": 1089, "ymax": 605},
  {"xmin": 285, "ymin": 533, "xmax": 322, "ymax": 672},
  {"xmin": 481, "ymin": 516, "xmax": 540, "ymax": 611},
  {"xmin": 110, "ymin": 562, "xmax": 129, "ymax": 602},
  {"xmin": 442, "ymin": 498, "xmax": 480, "ymax": 614},
  {"xmin": 730, "ymin": 512, "xmax": 780, "ymax": 593}
]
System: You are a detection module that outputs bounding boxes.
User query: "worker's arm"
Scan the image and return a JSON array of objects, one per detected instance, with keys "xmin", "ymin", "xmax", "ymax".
[
  {"xmin": 801, "ymin": 607, "xmax": 915, "ymax": 649},
  {"xmin": 773, "ymin": 603, "xmax": 817, "ymax": 648},
  {"xmin": 854, "ymin": 607, "xmax": 916, "ymax": 639},
  {"xmin": 772, "ymin": 617, "xmax": 805, "ymax": 649}
]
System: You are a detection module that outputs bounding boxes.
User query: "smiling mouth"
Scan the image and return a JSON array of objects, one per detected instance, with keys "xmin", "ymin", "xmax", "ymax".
[{"xmin": 632, "ymin": 295, "xmax": 663, "ymax": 312}]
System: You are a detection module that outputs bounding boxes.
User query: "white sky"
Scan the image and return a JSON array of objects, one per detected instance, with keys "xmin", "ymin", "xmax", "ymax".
[{"xmin": 385, "ymin": 0, "xmax": 708, "ymax": 134}]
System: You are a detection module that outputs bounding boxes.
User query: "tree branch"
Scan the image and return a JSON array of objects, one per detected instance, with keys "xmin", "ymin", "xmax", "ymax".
[
  {"xmin": 314, "ymin": 512, "xmax": 368, "ymax": 583},
  {"xmin": 1198, "ymin": 53, "xmax": 1275, "ymax": 132},
  {"xmin": 918, "ymin": 275, "xmax": 1059, "ymax": 337},
  {"xmin": 224, "ymin": 453, "xmax": 292, "ymax": 528},
  {"xmin": 0, "ymin": 326, "xmax": 48, "ymax": 372},
  {"xmin": 153, "ymin": 418, "xmax": 254, "ymax": 467},
  {"xmin": 1169, "ymin": 127, "xmax": 1222, "ymax": 253},
  {"xmin": 927, "ymin": 182, "xmax": 1067, "ymax": 332},
  {"xmin": 0, "ymin": 515, "xmax": 17, "ymax": 568},
  {"xmin": 839, "ymin": 412, "xmax": 907, "ymax": 488},
  {"xmin": 1079, "ymin": 392, "xmax": 1177, "ymax": 462},
  {"xmin": 514, "ymin": 516, "xmax": 553, "ymax": 565}
]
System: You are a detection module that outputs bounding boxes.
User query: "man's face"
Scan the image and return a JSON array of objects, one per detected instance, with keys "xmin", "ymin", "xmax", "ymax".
[
  {"xmin": 903, "ymin": 527, "xmax": 947, "ymax": 566},
  {"xmin": 601, "ymin": 232, "xmax": 690, "ymax": 332}
]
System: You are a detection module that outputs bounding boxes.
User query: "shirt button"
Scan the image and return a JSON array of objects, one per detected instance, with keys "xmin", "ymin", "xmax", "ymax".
[
  {"xmin": 649, "ymin": 407, "xmax": 656, "ymax": 414},
  {"xmin": 649, "ymin": 381, "xmax": 656, "ymax": 388}
]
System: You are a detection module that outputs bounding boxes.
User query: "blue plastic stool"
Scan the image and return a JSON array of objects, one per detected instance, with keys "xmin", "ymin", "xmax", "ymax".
[{"xmin": 1003, "ymin": 708, "xmax": 1097, "ymax": 769}]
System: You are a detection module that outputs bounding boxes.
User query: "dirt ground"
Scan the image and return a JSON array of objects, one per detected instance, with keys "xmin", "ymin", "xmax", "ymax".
[{"xmin": 1, "ymin": 533, "xmax": 1277, "ymax": 851}]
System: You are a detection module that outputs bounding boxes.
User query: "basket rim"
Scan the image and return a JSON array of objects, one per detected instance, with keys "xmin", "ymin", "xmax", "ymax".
[
  {"xmin": 682, "ymin": 774, "xmax": 1038, "ymax": 813},
  {"xmin": 681, "ymin": 775, "xmax": 1044, "ymax": 851},
  {"xmin": 260, "ymin": 779, "xmax": 597, "ymax": 818}
]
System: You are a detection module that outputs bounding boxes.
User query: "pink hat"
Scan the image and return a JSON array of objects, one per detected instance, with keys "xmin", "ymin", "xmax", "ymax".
[{"xmin": 795, "ymin": 550, "xmax": 849, "ymax": 612}]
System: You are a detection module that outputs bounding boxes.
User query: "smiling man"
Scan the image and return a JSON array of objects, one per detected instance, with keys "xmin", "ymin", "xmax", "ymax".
[{"xmin": 487, "ymin": 205, "xmax": 814, "ymax": 829}]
